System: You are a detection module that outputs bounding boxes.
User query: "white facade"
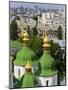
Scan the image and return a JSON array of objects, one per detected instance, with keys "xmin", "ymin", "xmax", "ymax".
[
  {"xmin": 38, "ymin": 12, "xmax": 54, "ymax": 24},
  {"xmin": 14, "ymin": 65, "xmax": 25, "ymax": 79},
  {"xmin": 16, "ymin": 16, "xmax": 28, "ymax": 32},
  {"xmin": 37, "ymin": 74, "xmax": 57, "ymax": 86},
  {"xmin": 37, "ymin": 10, "xmax": 65, "ymax": 39},
  {"xmin": 16, "ymin": 16, "xmax": 36, "ymax": 33},
  {"xmin": 26, "ymin": 18, "xmax": 36, "ymax": 28}
]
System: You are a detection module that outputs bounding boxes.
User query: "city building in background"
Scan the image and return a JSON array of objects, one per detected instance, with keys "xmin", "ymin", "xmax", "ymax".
[{"xmin": 9, "ymin": 1, "xmax": 66, "ymax": 89}]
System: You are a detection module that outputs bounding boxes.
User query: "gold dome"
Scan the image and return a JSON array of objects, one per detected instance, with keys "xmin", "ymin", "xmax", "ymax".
[
  {"xmin": 23, "ymin": 31, "xmax": 29, "ymax": 38},
  {"xmin": 21, "ymin": 31, "xmax": 30, "ymax": 46},
  {"xmin": 43, "ymin": 34, "xmax": 49, "ymax": 42},
  {"xmin": 25, "ymin": 60, "xmax": 32, "ymax": 69},
  {"xmin": 43, "ymin": 44, "xmax": 51, "ymax": 47},
  {"xmin": 43, "ymin": 34, "xmax": 51, "ymax": 52},
  {"xmin": 23, "ymin": 38, "xmax": 30, "ymax": 41}
]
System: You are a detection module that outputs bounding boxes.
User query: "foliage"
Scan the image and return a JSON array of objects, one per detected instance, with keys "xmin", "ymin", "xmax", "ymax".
[
  {"xmin": 50, "ymin": 41, "xmax": 66, "ymax": 81},
  {"xmin": 57, "ymin": 26, "xmax": 63, "ymax": 40},
  {"xmin": 13, "ymin": 76, "xmax": 20, "ymax": 88},
  {"xmin": 10, "ymin": 19, "xmax": 19, "ymax": 40},
  {"xmin": 10, "ymin": 40, "xmax": 22, "ymax": 48},
  {"xmin": 50, "ymin": 40, "xmax": 61, "ymax": 58},
  {"xmin": 32, "ymin": 26, "xmax": 38, "ymax": 36},
  {"xmin": 15, "ymin": 16, "xmax": 20, "ymax": 20},
  {"xmin": 30, "ymin": 23, "xmax": 43, "ymax": 58},
  {"xmin": 30, "ymin": 35, "xmax": 43, "ymax": 59},
  {"xmin": 33, "ymin": 16, "xmax": 37, "ymax": 21}
]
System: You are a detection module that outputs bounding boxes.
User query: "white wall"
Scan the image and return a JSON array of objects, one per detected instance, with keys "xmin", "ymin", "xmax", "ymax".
[
  {"xmin": 14, "ymin": 65, "xmax": 25, "ymax": 79},
  {"xmin": 37, "ymin": 74, "xmax": 57, "ymax": 86},
  {"xmin": 41, "ymin": 13, "xmax": 47, "ymax": 24}
]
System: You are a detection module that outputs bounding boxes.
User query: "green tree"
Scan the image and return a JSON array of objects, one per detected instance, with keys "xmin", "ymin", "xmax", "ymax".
[
  {"xmin": 50, "ymin": 40, "xmax": 61, "ymax": 58},
  {"xmin": 33, "ymin": 16, "xmax": 38, "ymax": 29},
  {"xmin": 33, "ymin": 16, "xmax": 37, "ymax": 21},
  {"xmin": 10, "ymin": 19, "xmax": 19, "ymax": 41},
  {"xmin": 57, "ymin": 26, "xmax": 63, "ymax": 40},
  {"xmin": 15, "ymin": 16, "xmax": 20, "ymax": 20},
  {"xmin": 50, "ymin": 41, "xmax": 65, "ymax": 84},
  {"xmin": 30, "ymin": 36, "xmax": 43, "ymax": 59},
  {"xmin": 30, "ymin": 15, "xmax": 42, "ymax": 58},
  {"xmin": 32, "ymin": 26, "xmax": 38, "ymax": 36}
]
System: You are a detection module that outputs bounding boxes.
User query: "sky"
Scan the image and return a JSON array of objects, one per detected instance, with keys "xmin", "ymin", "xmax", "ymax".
[{"xmin": 10, "ymin": 1, "xmax": 65, "ymax": 10}]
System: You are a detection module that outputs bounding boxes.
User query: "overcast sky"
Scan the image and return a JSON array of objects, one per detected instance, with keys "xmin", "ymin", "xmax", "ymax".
[{"xmin": 10, "ymin": 1, "xmax": 65, "ymax": 10}]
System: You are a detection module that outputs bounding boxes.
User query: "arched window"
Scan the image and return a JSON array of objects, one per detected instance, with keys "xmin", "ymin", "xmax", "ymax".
[
  {"xmin": 18, "ymin": 69, "xmax": 20, "ymax": 78},
  {"xmin": 46, "ymin": 80, "xmax": 49, "ymax": 86},
  {"xmin": 26, "ymin": 68, "xmax": 31, "ymax": 73}
]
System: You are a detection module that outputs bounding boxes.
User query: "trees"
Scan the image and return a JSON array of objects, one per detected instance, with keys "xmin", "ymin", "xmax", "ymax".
[
  {"xmin": 50, "ymin": 40, "xmax": 61, "ymax": 58},
  {"xmin": 30, "ymin": 20, "xmax": 43, "ymax": 59},
  {"xmin": 32, "ymin": 26, "xmax": 38, "ymax": 36},
  {"xmin": 57, "ymin": 26, "xmax": 63, "ymax": 40},
  {"xmin": 50, "ymin": 41, "xmax": 66, "ymax": 84},
  {"xmin": 30, "ymin": 25, "xmax": 43, "ymax": 59},
  {"xmin": 33, "ymin": 16, "xmax": 37, "ymax": 21},
  {"xmin": 30, "ymin": 35, "xmax": 43, "ymax": 58},
  {"xmin": 33, "ymin": 16, "xmax": 38, "ymax": 28},
  {"xmin": 10, "ymin": 19, "xmax": 19, "ymax": 41}
]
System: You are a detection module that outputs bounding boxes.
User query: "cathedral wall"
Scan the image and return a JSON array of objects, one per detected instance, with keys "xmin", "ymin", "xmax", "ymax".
[
  {"xmin": 38, "ymin": 74, "xmax": 57, "ymax": 86},
  {"xmin": 14, "ymin": 65, "xmax": 25, "ymax": 79}
]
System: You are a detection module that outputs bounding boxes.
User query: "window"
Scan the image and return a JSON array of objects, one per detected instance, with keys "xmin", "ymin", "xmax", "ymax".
[
  {"xmin": 18, "ymin": 69, "xmax": 20, "ymax": 78},
  {"xmin": 46, "ymin": 80, "xmax": 49, "ymax": 86},
  {"xmin": 26, "ymin": 68, "xmax": 31, "ymax": 73}
]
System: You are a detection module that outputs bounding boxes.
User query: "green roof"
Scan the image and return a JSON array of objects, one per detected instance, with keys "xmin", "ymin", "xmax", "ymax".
[
  {"xmin": 10, "ymin": 41, "xmax": 22, "ymax": 48},
  {"xmin": 19, "ymin": 73, "xmax": 38, "ymax": 88},
  {"xmin": 40, "ymin": 69, "xmax": 58, "ymax": 77},
  {"xmin": 39, "ymin": 52, "xmax": 55, "ymax": 69},
  {"xmin": 14, "ymin": 46, "xmax": 35, "ymax": 66},
  {"xmin": 39, "ymin": 52, "xmax": 57, "ymax": 76}
]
